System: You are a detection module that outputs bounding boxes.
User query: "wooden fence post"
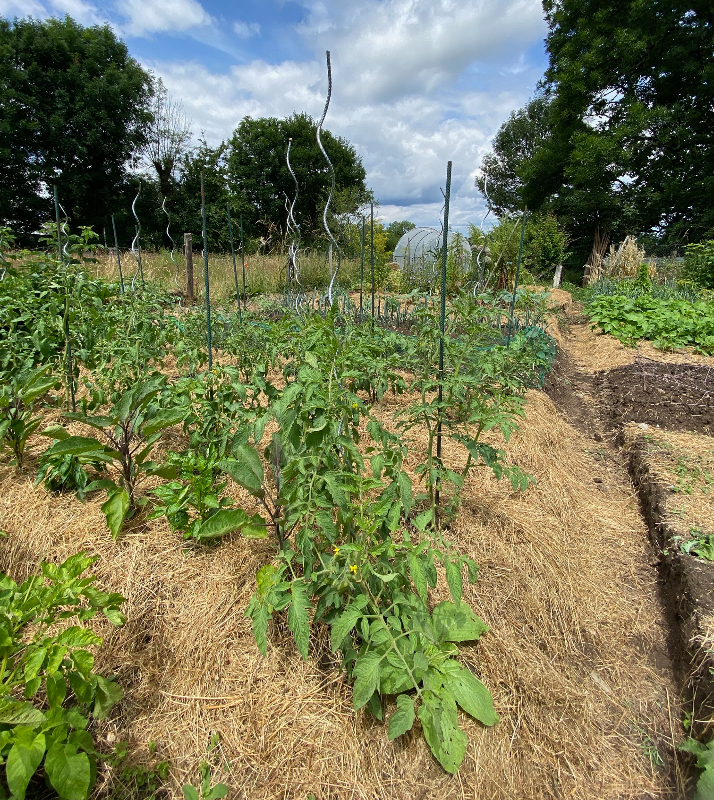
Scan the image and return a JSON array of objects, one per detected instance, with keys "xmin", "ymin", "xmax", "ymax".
[{"xmin": 184, "ymin": 233, "xmax": 194, "ymax": 302}]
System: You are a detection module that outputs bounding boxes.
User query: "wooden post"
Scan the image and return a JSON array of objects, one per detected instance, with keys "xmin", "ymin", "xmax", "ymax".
[{"xmin": 184, "ymin": 233, "xmax": 194, "ymax": 302}]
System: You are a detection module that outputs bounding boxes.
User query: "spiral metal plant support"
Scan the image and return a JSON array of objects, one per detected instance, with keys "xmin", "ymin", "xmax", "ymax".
[
  {"xmin": 317, "ymin": 50, "xmax": 340, "ymax": 306},
  {"xmin": 285, "ymin": 137, "xmax": 304, "ymax": 311},
  {"xmin": 131, "ymin": 184, "xmax": 144, "ymax": 290},
  {"xmin": 162, "ymin": 196, "xmax": 181, "ymax": 304}
]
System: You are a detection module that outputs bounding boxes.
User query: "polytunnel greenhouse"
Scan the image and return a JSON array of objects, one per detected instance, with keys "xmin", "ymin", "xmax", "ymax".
[{"xmin": 392, "ymin": 227, "xmax": 472, "ymax": 289}]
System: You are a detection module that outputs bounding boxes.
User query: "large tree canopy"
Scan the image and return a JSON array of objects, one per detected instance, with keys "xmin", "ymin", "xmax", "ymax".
[
  {"xmin": 479, "ymin": 1, "xmax": 714, "ymax": 262},
  {"xmin": 227, "ymin": 113, "xmax": 370, "ymax": 245},
  {"xmin": 0, "ymin": 15, "xmax": 152, "ymax": 238}
]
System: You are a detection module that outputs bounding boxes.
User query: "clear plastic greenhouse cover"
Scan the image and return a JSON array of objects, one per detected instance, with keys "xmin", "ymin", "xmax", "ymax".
[{"xmin": 393, "ymin": 227, "xmax": 471, "ymax": 275}]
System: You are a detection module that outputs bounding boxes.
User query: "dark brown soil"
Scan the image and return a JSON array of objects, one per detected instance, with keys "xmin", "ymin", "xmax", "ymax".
[{"xmin": 595, "ymin": 357, "xmax": 714, "ymax": 436}]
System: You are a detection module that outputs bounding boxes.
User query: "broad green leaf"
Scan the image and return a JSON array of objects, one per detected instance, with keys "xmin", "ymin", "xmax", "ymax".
[
  {"xmin": 182, "ymin": 786, "xmax": 200, "ymax": 800},
  {"xmin": 141, "ymin": 406, "xmax": 188, "ymax": 437},
  {"xmin": 92, "ymin": 675, "xmax": 122, "ymax": 720},
  {"xmin": 195, "ymin": 509, "xmax": 266, "ymax": 540},
  {"xmin": 83, "ymin": 479, "xmax": 115, "ymax": 494},
  {"xmin": 330, "ymin": 603, "xmax": 362, "ymax": 653},
  {"xmin": 417, "ymin": 691, "xmax": 467, "ymax": 774},
  {"xmin": 71, "ymin": 650, "xmax": 94, "ymax": 679},
  {"xmin": 6, "ymin": 730, "xmax": 46, "ymax": 800},
  {"xmin": 143, "ymin": 463, "xmax": 179, "ymax": 479},
  {"xmin": 388, "ymin": 693, "xmax": 415, "ymax": 740},
  {"xmin": 46, "ymin": 672, "xmax": 67, "ymax": 708},
  {"xmin": 103, "ymin": 607, "xmax": 126, "ymax": 627},
  {"xmin": 45, "ymin": 741, "xmax": 92, "ymax": 800},
  {"xmin": 352, "ymin": 652, "xmax": 383, "ymax": 711},
  {"xmin": 218, "ymin": 453, "xmax": 264, "ymax": 497},
  {"xmin": 0, "ymin": 699, "xmax": 45, "ymax": 727},
  {"xmin": 44, "ymin": 437, "xmax": 106, "ymax": 458},
  {"xmin": 444, "ymin": 557, "xmax": 463, "ymax": 604},
  {"xmin": 432, "ymin": 601, "xmax": 488, "ymax": 643},
  {"xmin": 205, "ymin": 784, "xmax": 229, "ymax": 800},
  {"xmin": 287, "ymin": 580, "xmax": 311, "ymax": 660},
  {"xmin": 41, "ymin": 425, "xmax": 70, "ymax": 440},
  {"xmin": 101, "ymin": 487, "xmax": 129, "ymax": 539},
  {"xmin": 441, "ymin": 661, "xmax": 498, "ymax": 726}
]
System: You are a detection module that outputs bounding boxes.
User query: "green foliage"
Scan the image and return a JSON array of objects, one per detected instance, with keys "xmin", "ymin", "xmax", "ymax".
[
  {"xmin": 41, "ymin": 375, "xmax": 188, "ymax": 537},
  {"xmin": 522, "ymin": 213, "xmax": 570, "ymax": 279},
  {"xmin": 680, "ymin": 737, "xmax": 714, "ymax": 800},
  {"xmin": 0, "ymin": 552, "xmax": 124, "ymax": 800},
  {"xmin": 0, "ymin": 364, "xmax": 57, "ymax": 468},
  {"xmin": 35, "ymin": 451, "xmax": 106, "ymax": 500},
  {"xmin": 587, "ymin": 294, "xmax": 714, "ymax": 354},
  {"xmin": 0, "ymin": 16, "xmax": 152, "ymax": 238},
  {"xmin": 226, "ymin": 113, "xmax": 369, "ymax": 245},
  {"xmin": 677, "ymin": 529, "xmax": 714, "ymax": 562},
  {"xmin": 683, "ymin": 240, "xmax": 714, "ymax": 290},
  {"xmin": 149, "ymin": 450, "xmax": 234, "ymax": 540}
]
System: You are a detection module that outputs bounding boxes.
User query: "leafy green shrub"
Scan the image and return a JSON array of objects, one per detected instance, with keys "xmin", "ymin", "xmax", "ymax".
[
  {"xmin": 41, "ymin": 375, "xmax": 188, "ymax": 537},
  {"xmin": 587, "ymin": 295, "xmax": 714, "ymax": 353},
  {"xmin": 35, "ymin": 451, "xmax": 106, "ymax": 500},
  {"xmin": 0, "ymin": 365, "xmax": 58, "ymax": 468},
  {"xmin": 0, "ymin": 552, "xmax": 125, "ymax": 800},
  {"xmin": 683, "ymin": 240, "xmax": 714, "ymax": 289}
]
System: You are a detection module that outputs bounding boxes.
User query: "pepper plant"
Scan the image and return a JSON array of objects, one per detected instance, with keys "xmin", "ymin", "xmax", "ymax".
[{"xmin": 40, "ymin": 375, "xmax": 188, "ymax": 537}]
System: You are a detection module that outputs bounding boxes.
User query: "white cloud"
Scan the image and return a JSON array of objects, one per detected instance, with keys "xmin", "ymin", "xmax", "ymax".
[
  {"xmin": 0, "ymin": 0, "xmax": 49, "ymax": 17},
  {"xmin": 233, "ymin": 20, "xmax": 260, "ymax": 39},
  {"xmin": 144, "ymin": 0, "xmax": 547, "ymax": 226},
  {"xmin": 48, "ymin": 0, "xmax": 105, "ymax": 25},
  {"xmin": 116, "ymin": 0, "xmax": 213, "ymax": 36}
]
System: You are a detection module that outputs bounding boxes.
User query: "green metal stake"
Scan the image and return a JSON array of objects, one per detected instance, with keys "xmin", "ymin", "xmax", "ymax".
[
  {"xmin": 370, "ymin": 202, "xmax": 375, "ymax": 332},
  {"xmin": 227, "ymin": 204, "xmax": 242, "ymax": 323},
  {"xmin": 507, "ymin": 208, "xmax": 528, "ymax": 347},
  {"xmin": 200, "ymin": 172, "xmax": 213, "ymax": 377},
  {"xmin": 435, "ymin": 161, "xmax": 452, "ymax": 525},
  {"xmin": 54, "ymin": 186, "xmax": 76, "ymax": 412},
  {"xmin": 359, "ymin": 215, "xmax": 365, "ymax": 321},
  {"xmin": 239, "ymin": 215, "xmax": 247, "ymax": 312},
  {"xmin": 111, "ymin": 215, "xmax": 125, "ymax": 295}
]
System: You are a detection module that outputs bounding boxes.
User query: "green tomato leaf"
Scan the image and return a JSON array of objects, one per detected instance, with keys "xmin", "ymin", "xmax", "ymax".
[
  {"xmin": 409, "ymin": 552, "xmax": 428, "ymax": 603},
  {"xmin": 195, "ymin": 509, "xmax": 266, "ymax": 540},
  {"xmin": 441, "ymin": 661, "xmax": 498, "ymax": 726},
  {"xmin": 352, "ymin": 651, "xmax": 383, "ymax": 711},
  {"xmin": 417, "ymin": 690, "xmax": 467, "ymax": 774},
  {"xmin": 388, "ymin": 693, "xmax": 416, "ymax": 740},
  {"xmin": 330, "ymin": 603, "xmax": 363, "ymax": 653},
  {"xmin": 182, "ymin": 786, "xmax": 200, "ymax": 800},
  {"xmin": 432, "ymin": 601, "xmax": 488, "ymax": 643},
  {"xmin": 444, "ymin": 557, "xmax": 462, "ymax": 604}
]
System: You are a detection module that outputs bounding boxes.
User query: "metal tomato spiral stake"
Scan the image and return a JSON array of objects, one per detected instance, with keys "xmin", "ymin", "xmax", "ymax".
[
  {"xmin": 130, "ymin": 183, "xmax": 144, "ymax": 291},
  {"xmin": 285, "ymin": 137, "xmax": 304, "ymax": 311},
  {"xmin": 162, "ymin": 196, "xmax": 181, "ymax": 306},
  {"xmin": 317, "ymin": 51, "xmax": 340, "ymax": 307},
  {"xmin": 200, "ymin": 171, "xmax": 213, "ymax": 380}
]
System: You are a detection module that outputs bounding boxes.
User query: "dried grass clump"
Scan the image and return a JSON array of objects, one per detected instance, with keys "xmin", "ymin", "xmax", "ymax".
[
  {"xmin": 0, "ymin": 388, "xmax": 681, "ymax": 800},
  {"xmin": 602, "ymin": 236, "xmax": 653, "ymax": 280}
]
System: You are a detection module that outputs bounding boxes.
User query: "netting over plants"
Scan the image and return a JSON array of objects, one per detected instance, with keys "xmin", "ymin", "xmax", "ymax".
[{"xmin": 393, "ymin": 227, "xmax": 472, "ymax": 289}]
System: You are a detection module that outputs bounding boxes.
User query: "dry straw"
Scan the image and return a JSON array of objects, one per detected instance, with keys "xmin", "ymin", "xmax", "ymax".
[{"xmin": 0, "ymin": 381, "xmax": 682, "ymax": 799}]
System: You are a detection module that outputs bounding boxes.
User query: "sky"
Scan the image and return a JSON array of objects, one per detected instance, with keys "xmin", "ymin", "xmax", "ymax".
[{"xmin": 2, "ymin": 0, "xmax": 550, "ymax": 230}]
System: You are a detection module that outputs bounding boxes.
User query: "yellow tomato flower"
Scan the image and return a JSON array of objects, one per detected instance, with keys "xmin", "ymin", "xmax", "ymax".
[
  {"xmin": 350, "ymin": 564, "xmax": 358, "ymax": 574},
  {"xmin": 333, "ymin": 546, "xmax": 340, "ymax": 555}
]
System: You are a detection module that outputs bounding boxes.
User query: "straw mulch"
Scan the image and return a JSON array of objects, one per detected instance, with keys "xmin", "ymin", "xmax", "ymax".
[{"xmin": 0, "ymin": 379, "xmax": 682, "ymax": 800}]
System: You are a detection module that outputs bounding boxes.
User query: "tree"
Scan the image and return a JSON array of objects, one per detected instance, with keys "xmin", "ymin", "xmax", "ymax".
[
  {"xmin": 477, "ymin": 96, "xmax": 552, "ymax": 216},
  {"xmin": 140, "ymin": 75, "xmax": 192, "ymax": 206},
  {"xmin": 385, "ymin": 220, "xmax": 416, "ymax": 254},
  {"xmin": 226, "ymin": 113, "xmax": 369, "ymax": 245},
  {"xmin": 0, "ymin": 15, "xmax": 152, "ymax": 238}
]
